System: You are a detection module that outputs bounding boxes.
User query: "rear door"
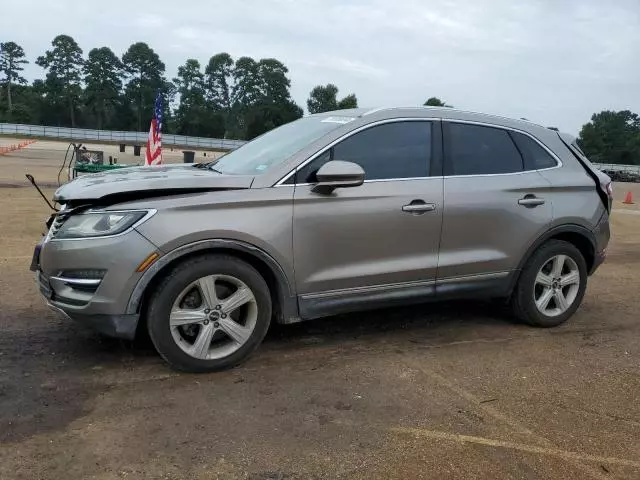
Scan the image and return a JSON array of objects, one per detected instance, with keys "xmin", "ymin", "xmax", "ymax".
[
  {"xmin": 292, "ymin": 120, "xmax": 444, "ymax": 300},
  {"xmin": 437, "ymin": 122, "xmax": 553, "ymax": 292}
]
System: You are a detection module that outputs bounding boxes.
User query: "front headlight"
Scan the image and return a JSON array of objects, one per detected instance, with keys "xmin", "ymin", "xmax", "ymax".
[{"xmin": 55, "ymin": 210, "xmax": 154, "ymax": 239}]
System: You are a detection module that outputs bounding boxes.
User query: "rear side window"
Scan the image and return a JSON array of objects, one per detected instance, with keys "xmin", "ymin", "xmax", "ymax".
[
  {"xmin": 446, "ymin": 123, "xmax": 523, "ymax": 175},
  {"xmin": 295, "ymin": 121, "xmax": 432, "ymax": 183},
  {"xmin": 510, "ymin": 131, "xmax": 558, "ymax": 170}
]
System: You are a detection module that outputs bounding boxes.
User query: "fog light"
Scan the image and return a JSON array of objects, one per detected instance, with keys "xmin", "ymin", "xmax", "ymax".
[{"xmin": 136, "ymin": 252, "xmax": 160, "ymax": 272}]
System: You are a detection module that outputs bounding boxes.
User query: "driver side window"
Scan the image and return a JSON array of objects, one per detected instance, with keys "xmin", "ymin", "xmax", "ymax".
[{"xmin": 295, "ymin": 121, "xmax": 433, "ymax": 184}]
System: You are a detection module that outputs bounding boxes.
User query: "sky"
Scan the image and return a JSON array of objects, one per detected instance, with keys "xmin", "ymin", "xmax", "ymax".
[{"xmin": 3, "ymin": 0, "xmax": 640, "ymax": 135}]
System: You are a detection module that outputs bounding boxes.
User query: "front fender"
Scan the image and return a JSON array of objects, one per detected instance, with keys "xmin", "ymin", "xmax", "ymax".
[{"xmin": 126, "ymin": 239, "xmax": 299, "ymax": 323}]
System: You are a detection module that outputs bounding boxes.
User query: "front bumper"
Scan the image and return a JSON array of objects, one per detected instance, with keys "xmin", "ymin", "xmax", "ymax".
[
  {"xmin": 35, "ymin": 230, "xmax": 159, "ymax": 339},
  {"xmin": 45, "ymin": 299, "xmax": 139, "ymax": 340}
]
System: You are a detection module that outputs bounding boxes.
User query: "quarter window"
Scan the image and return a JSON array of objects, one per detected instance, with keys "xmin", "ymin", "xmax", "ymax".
[
  {"xmin": 510, "ymin": 131, "xmax": 558, "ymax": 170},
  {"xmin": 446, "ymin": 123, "xmax": 523, "ymax": 175},
  {"xmin": 296, "ymin": 121, "xmax": 432, "ymax": 183}
]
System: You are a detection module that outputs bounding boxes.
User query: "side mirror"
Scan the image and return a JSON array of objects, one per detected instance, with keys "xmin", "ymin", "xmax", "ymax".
[{"xmin": 311, "ymin": 160, "xmax": 365, "ymax": 194}]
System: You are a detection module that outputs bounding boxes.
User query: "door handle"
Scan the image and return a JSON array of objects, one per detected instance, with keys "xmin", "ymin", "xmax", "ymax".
[
  {"xmin": 518, "ymin": 195, "xmax": 546, "ymax": 207},
  {"xmin": 402, "ymin": 202, "xmax": 436, "ymax": 214}
]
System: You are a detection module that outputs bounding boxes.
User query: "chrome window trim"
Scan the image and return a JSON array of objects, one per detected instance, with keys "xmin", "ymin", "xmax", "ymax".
[
  {"xmin": 275, "ymin": 116, "xmax": 563, "ymax": 186},
  {"xmin": 276, "ymin": 176, "xmax": 441, "ymax": 188},
  {"xmin": 275, "ymin": 117, "xmax": 439, "ymax": 186},
  {"xmin": 48, "ymin": 209, "xmax": 157, "ymax": 242},
  {"xmin": 441, "ymin": 119, "xmax": 563, "ymax": 177}
]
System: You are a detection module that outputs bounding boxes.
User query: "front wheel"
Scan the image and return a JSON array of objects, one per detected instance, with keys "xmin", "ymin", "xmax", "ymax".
[
  {"xmin": 512, "ymin": 240, "xmax": 588, "ymax": 327},
  {"xmin": 147, "ymin": 254, "xmax": 272, "ymax": 372}
]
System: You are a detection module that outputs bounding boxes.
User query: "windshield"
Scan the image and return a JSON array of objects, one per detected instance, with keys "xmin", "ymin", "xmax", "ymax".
[{"xmin": 212, "ymin": 115, "xmax": 355, "ymax": 175}]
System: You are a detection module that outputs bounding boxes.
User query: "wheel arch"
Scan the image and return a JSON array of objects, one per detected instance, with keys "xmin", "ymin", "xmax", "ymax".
[
  {"xmin": 508, "ymin": 224, "xmax": 596, "ymax": 296},
  {"xmin": 127, "ymin": 240, "xmax": 299, "ymax": 327}
]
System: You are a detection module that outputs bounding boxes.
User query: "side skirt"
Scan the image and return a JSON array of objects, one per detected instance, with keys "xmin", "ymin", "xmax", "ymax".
[{"xmin": 298, "ymin": 272, "xmax": 513, "ymax": 321}]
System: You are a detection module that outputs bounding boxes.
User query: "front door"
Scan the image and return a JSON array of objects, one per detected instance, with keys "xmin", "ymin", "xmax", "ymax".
[{"xmin": 291, "ymin": 120, "xmax": 444, "ymax": 316}]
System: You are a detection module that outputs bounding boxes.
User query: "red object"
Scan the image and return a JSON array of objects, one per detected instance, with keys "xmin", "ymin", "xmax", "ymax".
[
  {"xmin": 623, "ymin": 191, "xmax": 634, "ymax": 204},
  {"xmin": 145, "ymin": 92, "xmax": 163, "ymax": 166}
]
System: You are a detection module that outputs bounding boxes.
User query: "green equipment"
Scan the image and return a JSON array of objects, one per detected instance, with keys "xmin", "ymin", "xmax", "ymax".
[{"xmin": 68, "ymin": 143, "xmax": 132, "ymax": 180}]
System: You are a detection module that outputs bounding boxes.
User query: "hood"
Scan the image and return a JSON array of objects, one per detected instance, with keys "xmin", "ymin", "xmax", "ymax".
[{"xmin": 54, "ymin": 165, "xmax": 254, "ymax": 203}]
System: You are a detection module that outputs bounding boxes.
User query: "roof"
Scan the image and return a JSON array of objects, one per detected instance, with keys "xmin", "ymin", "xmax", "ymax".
[{"xmin": 314, "ymin": 106, "xmax": 557, "ymax": 137}]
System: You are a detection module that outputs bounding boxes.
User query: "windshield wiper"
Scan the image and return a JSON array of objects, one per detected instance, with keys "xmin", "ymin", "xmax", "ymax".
[
  {"xmin": 192, "ymin": 161, "xmax": 223, "ymax": 173},
  {"xmin": 192, "ymin": 162, "xmax": 210, "ymax": 169}
]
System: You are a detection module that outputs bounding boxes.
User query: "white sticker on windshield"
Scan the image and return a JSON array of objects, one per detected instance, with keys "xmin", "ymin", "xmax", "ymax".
[
  {"xmin": 256, "ymin": 165, "xmax": 268, "ymax": 171},
  {"xmin": 321, "ymin": 116, "xmax": 356, "ymax": 124}
]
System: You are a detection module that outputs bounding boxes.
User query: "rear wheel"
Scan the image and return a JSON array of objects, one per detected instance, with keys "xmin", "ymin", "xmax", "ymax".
[
  {"xmin": 147, "ymin": 255, "xmax": 272, "ymax": 372},
  {"xmin": 512, "ymin": 240, "xmax": 587, "ymax": 327}
]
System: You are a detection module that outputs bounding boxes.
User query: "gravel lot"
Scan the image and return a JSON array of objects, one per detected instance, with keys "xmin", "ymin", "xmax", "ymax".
[{"xmin": 1, "ymin": 141, "xmax": 639, "ymax": 479}]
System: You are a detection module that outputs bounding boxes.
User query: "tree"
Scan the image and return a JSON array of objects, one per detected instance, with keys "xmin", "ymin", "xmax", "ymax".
[
  {"xmin": 173, "ymin": 59, "xmax": 216, "ymax": 136},
  {"xmin": 307, "ymin": 83, "xmax": 358, "ymax": 113},
  {"xmin": 204, "ymin": 52, "xmax": 234, "ymax": 111},
  {"xmin": 0, "ymin": 41, "xmax": 28, "ymax": 115},
  {"xmin": 244, "ymin": 101, "xmax": 302, "ymax": 139},
  {"xmin": 36, "ymin": 35, "xmax": 84, "ymax": 126},
  {"xmin": 235, "ymin": 57, "xmax": 302, "ymax": 139},
  {"xmin": 122, "ymin": 42, "xmax": 166, "ymax": 131},
  {"xmin": 203, "ymin": 53, "xmax": 302, "ymax": 139},
  {"xmin": 579, "ymin": 110, "xmax": 640, "ymax": 165},
  {"xmin": 337, "ymin": 93, "xmax": 358, "ymax": 110},
  {"xmin": 231, "ymin": 56, "xmax": 261, "ymax": 108},
  {"xmin": 424, "ymin": 97, "xmax": 453, "ymax": 107},
  {"xmin": 257, "ymin": 58, "xmax": 291, "ymax": 103},
  {"xmin": 84, "ymin": 47, "xmax": 123, "ymax": 129}
]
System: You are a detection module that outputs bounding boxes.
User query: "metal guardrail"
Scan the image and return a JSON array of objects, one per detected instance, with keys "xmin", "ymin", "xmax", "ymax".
[
  {"xmin": 0, "ymin": 123, "xmax": 246, "ymax": 151},
  {"xmin": 594, "ymin": 163, "xmax": 640, "ymax": 174}
]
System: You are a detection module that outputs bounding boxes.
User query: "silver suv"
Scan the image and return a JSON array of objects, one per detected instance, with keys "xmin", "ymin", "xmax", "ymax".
[{"xmin": 32, "ymin": 107, "xmax": 612, "ymax": 372}]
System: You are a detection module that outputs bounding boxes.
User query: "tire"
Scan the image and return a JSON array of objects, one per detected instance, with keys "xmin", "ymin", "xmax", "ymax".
[
  {"xmin": 511, "ymin": 240, "xmax": 588, "ymax": 328},
  {"xmin": 147, "ymin": 254, "xmax": 272, "ymax": 372}
]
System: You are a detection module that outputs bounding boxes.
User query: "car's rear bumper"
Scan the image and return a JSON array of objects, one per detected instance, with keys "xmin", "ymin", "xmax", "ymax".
[
  {"xmin": 589, "ymin": 248, "xmax": 607, "ymax": 275},
  {"xmin": 589, "ymin": 210, "xmax": 610, "ymax": 275}
]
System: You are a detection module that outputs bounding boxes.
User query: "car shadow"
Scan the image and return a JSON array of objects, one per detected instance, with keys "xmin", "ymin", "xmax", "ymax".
[
  {"xmin": 261, "ymin": 299, "xmax": 520, "ymax": 350},
  {"xmin": 0, "ymin": 299, "xmax": 518, "ymax": 442},
  {"xmin": 3, "ymin": 299, "xmax": 520, "ymax": 374}
]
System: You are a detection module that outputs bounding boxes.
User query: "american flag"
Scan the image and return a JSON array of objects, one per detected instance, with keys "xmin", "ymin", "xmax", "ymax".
[{"xmin": 144, "ymin": 92, "xmax": 163, "ymax": 166}]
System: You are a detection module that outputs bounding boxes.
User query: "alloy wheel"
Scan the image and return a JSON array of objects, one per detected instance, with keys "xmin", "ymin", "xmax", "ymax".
[
  {"xmin": 169, "ymin": 274, "xmax": 258, "ymax": 360},
  {"xmin": 533, "ymin": 254, "xmax": 581, "ymax": 317}
]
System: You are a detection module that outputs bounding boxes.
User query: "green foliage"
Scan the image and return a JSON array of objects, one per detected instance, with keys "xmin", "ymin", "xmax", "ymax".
[
  {"xmin": 205, "ymin": 53, "xmax": 234, "ymax": 111},
  {"xmin": 84, "ymin": 47, "xmax": 123, "ymax": 129},
  {"xmin": 8, "ymin": 37, "xmax": 637, "ymax": 153},
  {"xmin": 202, "ymin": 53, "xmax": 302, "ymax": 139},
  {"xmin": 578, "ymin": 110, "xmax": 640, "ymax": 165},
  {"xmin": 0, "ymin": 41, "xmax": 28, "ymax": 116},
  {"xmin": 36, "ymin": 35, "xmax": 84, "ymax": 126},
  {"xmin": 424, "ymin": 97, "xmax": 453, "ymax": 107},
  {"xmin": 337, "ymin": 93, "xmax": 358, "ymax": 110},
  {"xmin": 173, "ymin": 59, "xmax": 221, "ymax": 136},
  {"xmin": 122, "ymin": 42, "xmax": 167, "ymax": 131},
  {"xmin": 307, "ymin": 83, "xmax": 358, "ymax": 113},
  {"xmin": 0, "ymin": 39, "xmax": 309, "ymax": 139}
]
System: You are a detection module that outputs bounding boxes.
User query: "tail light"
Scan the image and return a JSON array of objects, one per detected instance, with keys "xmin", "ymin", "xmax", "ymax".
[
  {"xmin": 605, "ymin": 181, "xmax": 613, "ymax": 198},
  {"xmin": 602, "ymin": 180, "xmax": 613, "ymax": 212}
]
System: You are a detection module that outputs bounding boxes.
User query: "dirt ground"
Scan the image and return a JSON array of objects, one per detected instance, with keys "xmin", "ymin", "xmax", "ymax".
[
  {"xmin": 0, "ymin": 138, "xmax": 223, "ymax": 187},
  {"xmin": 1, "ymin": 141, "xmax": 639, "ymax": 479}
]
